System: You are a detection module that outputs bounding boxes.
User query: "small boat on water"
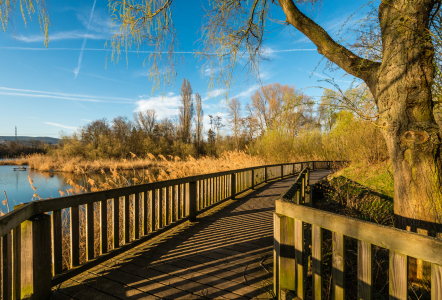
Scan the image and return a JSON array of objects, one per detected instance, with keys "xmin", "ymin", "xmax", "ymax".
[{"xmin": 13, "ymin": 167, "xmax": 27, "ymax": 171}]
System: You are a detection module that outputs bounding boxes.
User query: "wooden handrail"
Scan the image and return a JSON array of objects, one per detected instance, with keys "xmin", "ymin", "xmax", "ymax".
[
  {"xmin": 274, "ymin": 169, "xmax": 442, "ymax": 300},
  {"xmin": 0, "ymin": 159, "xmax": 343, "ymax": 299}
]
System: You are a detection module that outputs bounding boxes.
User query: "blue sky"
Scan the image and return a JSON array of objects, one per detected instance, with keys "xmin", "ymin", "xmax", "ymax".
[{"xmin": 0, "ymin": 0, "xmax": 371, "ymax": 138}]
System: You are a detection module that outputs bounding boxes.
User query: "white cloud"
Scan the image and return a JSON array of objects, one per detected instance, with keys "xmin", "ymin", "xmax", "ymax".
[
  {"xmin": 44, "ymin": 122, "xmax": 77, "ymax": 130},
  {"xmin": 14, "ymin": 31, "xmax": 108, "ymax": 43},
  {"xmin": 0, "ymin": 86, "xmax": 133, "ymax": 103},
  {"xmin": 134, "ymin": 95, "xmax": 181, "ymax": 120},
  {"xmin": 232, "ymin": 84, "xmax": 260, "ymax": 99},
  {"xmin": 81, "ymin": 119, "xmax": 92, "ymax": 122},
  {"xmin": 202, "ymin": 88, "xmax": 225, "ymax": 101}
]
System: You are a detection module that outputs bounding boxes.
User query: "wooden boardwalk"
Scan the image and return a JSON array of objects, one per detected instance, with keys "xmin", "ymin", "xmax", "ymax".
[{"xmin": 51, "ymin": 170, "xmax": 332, "ymax": 300}]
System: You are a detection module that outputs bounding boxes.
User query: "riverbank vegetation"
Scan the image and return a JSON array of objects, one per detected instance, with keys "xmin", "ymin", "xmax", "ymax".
[{"xmin": 1, "ymin": 81, "xmax": 388, "ymax": 175}]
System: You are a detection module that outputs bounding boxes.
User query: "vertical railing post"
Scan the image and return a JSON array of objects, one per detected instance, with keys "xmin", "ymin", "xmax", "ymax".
[
  {"xmin": 231, "ymin": 173, "xmax": 236, "ymax": 200},
  {"xmin": 189, "ymin": 181, "xmax": 197, "ymax": 222},
  {"xmin": 265, "ymin": 167, "xmax": 268, "ymax": 182},
  {"xmin": 251, "ymin": 169, "xmax": 255, "ymax": 190},
  {"xmin": 281, "ymin": 165, "xmax": 284, "ymax": 179},
  {"xmin": 20, "ymin": 214, "xmax": 52, "ymax": 300},
  {"xmin": 274, "ymin": 213, "xmax": 282, "ymax": 300}
]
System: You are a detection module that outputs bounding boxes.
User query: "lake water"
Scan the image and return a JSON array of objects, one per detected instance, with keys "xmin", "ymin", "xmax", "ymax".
[{"xmin": 0, "ymin": 166, "xmax": 109, "ymax": 214}]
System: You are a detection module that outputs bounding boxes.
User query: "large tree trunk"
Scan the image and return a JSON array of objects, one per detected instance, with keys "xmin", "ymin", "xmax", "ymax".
[{"xmin": 374, "ymin": 0, "xmax": 442, "ymax": 235}]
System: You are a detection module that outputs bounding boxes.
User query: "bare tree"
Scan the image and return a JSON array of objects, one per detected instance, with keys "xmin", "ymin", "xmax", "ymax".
[
  {"xmin": 195, "ymin": 93, "xmax": 204, "ymax": 153},
  {"xmin": 179, "ymin": 79, "xmax": 195, "ymax": 143},
  {"xmin": 134, "ymin": 109, "xmax": 157, "ymax": 137},
  {"xmin": 227, "ymin": 98, "xmax": 242, "ymax": 149}
]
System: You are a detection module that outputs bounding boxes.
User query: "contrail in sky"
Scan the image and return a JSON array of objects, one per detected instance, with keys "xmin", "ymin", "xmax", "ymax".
[{"xmin": 74, "ymin": 0, "xmax": 97, "ymax": 78}]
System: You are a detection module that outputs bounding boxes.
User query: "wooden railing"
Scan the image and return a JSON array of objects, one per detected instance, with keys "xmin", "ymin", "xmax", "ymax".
[
  {"xmin": 0, "ymin": 160, "xmax": 342, "ymax": 299},
  {"xmin": 274, "ymin": 168, "xmax": 442, "ymax": 300}
]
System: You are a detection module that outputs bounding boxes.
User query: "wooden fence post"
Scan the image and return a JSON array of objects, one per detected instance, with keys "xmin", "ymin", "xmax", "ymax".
[
  {"xmin": 251, "ymin": 169, "xmax": 255, "ymax": 189},
  {"xmin": 274, "ymin": 213, "xmax": 282, "ymax": 299},
  {"xmin": 20, "ymin": 214, "xmax": 52, "ymax": 300},
  {"xmin": 281, "ymin": 165, "xmax": 284, "ymax": 179},
  {"xmin": 265, "ymin": 167, "xmax": 268, "ymax": 182},
  {"xmin": 231, "ymin": 173, "xmax": 236, "ymax": 200},
  {"xmin": 189, "ymin": 181, "xmax": 197, "ymax": 222}
]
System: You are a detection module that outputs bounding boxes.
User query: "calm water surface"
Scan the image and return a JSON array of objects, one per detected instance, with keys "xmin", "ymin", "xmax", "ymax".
[{"xmin": 0, "ymin": 166, "xmax": 108, "ymax": 214}]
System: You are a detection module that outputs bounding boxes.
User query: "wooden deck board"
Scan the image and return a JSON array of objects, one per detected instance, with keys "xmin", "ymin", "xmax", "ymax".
[{"xmin": 51, "ymin": 170, "xmax": 332, "ymax": 299}]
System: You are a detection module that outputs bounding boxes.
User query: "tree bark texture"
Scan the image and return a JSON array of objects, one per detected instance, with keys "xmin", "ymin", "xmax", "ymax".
[{"xmin": 280, "ymin": 0, "xmax": 442, "ymax": 235}]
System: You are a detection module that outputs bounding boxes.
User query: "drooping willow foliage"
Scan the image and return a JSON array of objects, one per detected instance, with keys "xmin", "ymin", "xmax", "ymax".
[{"xmin": 0, "ymin": 0, "xmax": 50, "ymax": 46}]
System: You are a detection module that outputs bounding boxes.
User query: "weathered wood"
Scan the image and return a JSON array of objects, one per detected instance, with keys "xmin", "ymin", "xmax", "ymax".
[
  {"xmin": 143, "ymin": 191, "xmax": 148, "ymax": 235},
  {"xmin": 70, "ymin": 205, "xmax": 80, "ymax": 267},
  {"xmin": 13, "ymin": 224, "xmax": 21, "ymax": 300},
  {"xmin": 189, "ymin": 181, "xmax": 197, "ymax": 222},
  {"xmin": 275, "ymin": 200, "xmax": 442, "ymax": 266},
  {"xmin": 134, "ymin": 193, "xmax": 140, "ymax": 240},
  {"xmin": 158, "ymin": 188, "xmax": 163, "ymax": 228},
  {"xmin": 178, "ymin": 184, "xmax": 182, "ymax": 219},
  {"xmin": 172, "ymin": 185, "xmax": 177, "ymax": 222},
  {"xmin": 252, "ymin": 169, "xmax": 255, "ymax": 189},
  {"xmin": 151, "ymin": 190, "xmax": 156, "ymax": 231},
  {"xmin": 389, "ymin": 251, "xmax": 407, "ymax": 300},
  {"xmin": 332, "ymin": 232, "xmax": 345, "ymax": 300},
  {"xmin": 86, "ymin": 203, "xmax": 94, "ymax": 261},
  {"xmin": 281, "ymin": 165, "xmax": 284, "ymax": 179},
  {"xmin": 295, "ymin": 219, "xmax": 305, "ymax": 299},
  {"xmin": 183, "ymin": 183, "xmax": 187, "ymax": 217},
  {"xmin": 231, "ymin": 173, "xmax": 236, "ymax": 200},
  {"xmin": 312, "ymin": 225, "xmax": 322, "ymax": 300},
  {"xmin": 274, "ymin": 213, "xmax": 282, "ymax": 299},
  {"xmin": 100, "ymin": 200, "xmax": 108, "ymax": 255},
  {"xmin": 2, "ymin": 232, "xmax": 12, "ymax": 300},
  {"xmin": 19, "ymin": 214, "xmax": 51, "ymax": 300},
  {"xmin": 124, "ymin": 194, "xmax": 130, "ymax": 243},
  {"xmin": 165, "ymin": 186, "xmax": 170, "ymax": 225},
  {"xmin": 431, "ymin": 263, "xmax": 442, "ymax": 300},
  {"xmin": 0, "ymin": 202, "xmax": 35, "ymax": 237},
  {"xmin": 280, "ymin": 216, "xmax": 296, "ymax": 293},
  {"xmin": 113, "ymin": 197, "xmax": 120, "ymax": 248},
  {"xmin": 358, "ymin": 240, "xmax": 372, "ymax": 300},
  {"xmin": 52, "ymin": 209, "xmax": 63, "ymax": 274}
]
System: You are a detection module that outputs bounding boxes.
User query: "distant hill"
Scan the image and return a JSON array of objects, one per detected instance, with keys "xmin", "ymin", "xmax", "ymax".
[{"xmin": 0, "ymin": 136, "xmax": 59, "ymax": 144}]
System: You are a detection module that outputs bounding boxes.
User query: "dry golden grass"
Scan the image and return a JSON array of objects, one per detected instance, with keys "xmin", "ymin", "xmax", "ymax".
[{"xmin": 1, "ymin": 151, "xmax": 266, "ymax": 178}]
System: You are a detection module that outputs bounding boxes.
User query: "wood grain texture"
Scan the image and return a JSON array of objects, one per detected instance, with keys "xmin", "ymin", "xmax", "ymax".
[
  {"xmin": 158, "ymin": 189, "xmax": 163, "ymax": 228},
  {"xmin": 113, "ymin": 197, "xmax": 120, "ymax": 248},
  {"xmin": 151, "ymin": 190, "xmax": 156, "ymax": 232},
  {"xmin": 358, "ymin": 240, "xmax": 372, "ymax": 300},
  {"xmin": 312, "ymin": 225, "xmax": 322, "ymax": 300},
  {"xmin": 332, "ymin": 231, "xmax": 345, "ymax": 300},
  {"xmin": 100, "ymin": 200, "xmax": 108, "ymax": 254},
  {"xmin": 275, "ymin": 200, "xmax": 442, "ymax": 265},
  {"xmin": 295, "ymin": 219, "xmax": 305, "ymax": 299},
  {"xmin": 431, "ymin": 263, "xmax": 442, "ymax": 300},
  {"xmin": 13, "ymin": 225, "xmax": 21, "ymax": 300},
  {"xmin": 134, "ymin": 193, "xmax": 140, "ymax": 239},
  {"xmin": 143, "ymin": 191, "xmax": 148, "ymax": 235},
  {"xmin": 280, "ymin": 216, "xmax": 296, "ymax": 292},
  {"xmin": 124, "ymin": 195, "xmax": 130, "ymax": 243},
  {"xmin": 165, "ymin": 187, "xmax": 170, "ymax": 226},
  {"xmin": 172, "ymin": 185, "xmax": 177, "ymax": 222},
  {"xmin": 52, "ymin": 209, "xmax": 63, "ymax": 274},
  {"xmin": 389, "ymin": 251, "xmax": 407, "ymax": 300},
  {"xmin": 274, "ymin": 213, "xmax": 282, "ymax": 299},
  {"xmin": 2, "ymin": 233, "xmax": 12, "ymax": 300},
  {"xmin": 86, "ymin": 203, "xmax": 94, "ymax": 261},
  {"xmin": 70, "ymin": 205, "xmax": 80, "ymax": 267}
]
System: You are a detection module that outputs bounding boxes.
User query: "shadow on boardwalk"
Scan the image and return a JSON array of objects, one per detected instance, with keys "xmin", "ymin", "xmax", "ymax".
[{"xmin": 52, "ymin": 170, "xmax": 332, "ymax": 300}]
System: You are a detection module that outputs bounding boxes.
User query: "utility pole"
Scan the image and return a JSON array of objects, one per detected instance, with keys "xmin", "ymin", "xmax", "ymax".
[{"xmin": 15, "ymin": 126, "xmax": 17, "ymax": 141}]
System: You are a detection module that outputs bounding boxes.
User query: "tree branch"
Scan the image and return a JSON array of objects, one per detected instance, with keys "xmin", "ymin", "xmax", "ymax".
[{"xmin": 278, "ymin": 0, "xmax": 380, "ymax": 84}]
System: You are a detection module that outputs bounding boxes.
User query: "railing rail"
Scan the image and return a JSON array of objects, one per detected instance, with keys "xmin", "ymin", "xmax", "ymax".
[
  {"xmin": 0, "ymin": 160, "xmax": 344, "ymax": 299},
  {"xmin": 274, "ymin": 169, "xmax": 442, "ymax": 300}
]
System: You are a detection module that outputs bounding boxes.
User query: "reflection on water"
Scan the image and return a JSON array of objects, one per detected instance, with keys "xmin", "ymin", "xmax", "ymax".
[{"xmin": 0, "ymin": 166, "xmax": 110, "ymax": 214}]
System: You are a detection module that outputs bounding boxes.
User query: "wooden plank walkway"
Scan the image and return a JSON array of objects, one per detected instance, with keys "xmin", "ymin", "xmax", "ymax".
[{"xmin": 51, "ymin": 170, "xmax": 333, "ymax": 300}]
